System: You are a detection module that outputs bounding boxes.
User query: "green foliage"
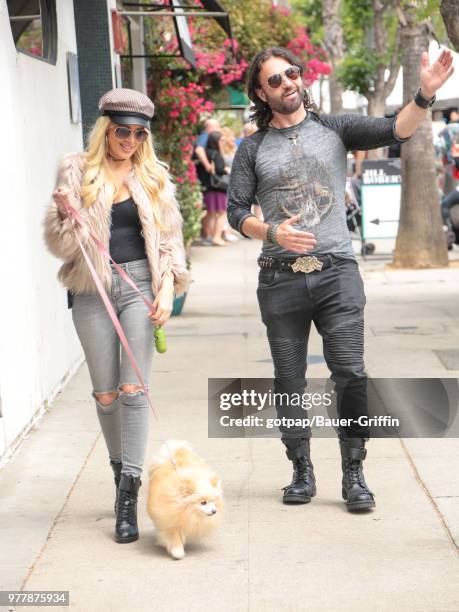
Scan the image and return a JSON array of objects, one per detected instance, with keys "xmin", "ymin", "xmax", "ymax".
[
  {"xmin": 210, "ymin": 0, "xmax": 302, "ymax": 59},
  {"xmin": 341, "ymin": 0, "xmax": 372, "ymax": 49},
  {"xmin": 335, "ymin": 52, "xmax": 378, "ymax": 95},
  {"xmin": 289, "ymin": 0, "xmax": 324, "ymax": 45},
  {"xmin": 290, "ymin": 0, "xmax": 400, "ymax": 98},
  {"xmin": 176, "ymin": 181, "xmax": 203, "ymax": 248},
  {"xmin": 415, "ymin": 0, "xmax": 447, "ymax": 42},
  {"xmin": 281, "ymin": 0, "xmax": 449, "ymax": 102},
  {"xmin": 154, "ymin": 138, "xmax": 204, "ymax": 249},
  {"xmin": 341, "ymin": 0, "xmax": 400, "ymax": 96}
]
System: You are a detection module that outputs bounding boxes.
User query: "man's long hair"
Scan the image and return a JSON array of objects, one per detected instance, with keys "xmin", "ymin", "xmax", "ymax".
[{"xmin": 247, "ymin": 47, "xmax": 316, "ymax": 130}]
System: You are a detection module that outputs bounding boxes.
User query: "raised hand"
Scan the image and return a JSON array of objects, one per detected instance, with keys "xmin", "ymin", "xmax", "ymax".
[{"xmin": 420, "ymin": 49, "xmax": 454, "ymax": 99}]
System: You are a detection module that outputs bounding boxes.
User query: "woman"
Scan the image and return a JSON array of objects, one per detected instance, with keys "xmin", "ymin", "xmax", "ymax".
[
  {"xmin": 43, "ymin": 88, "xmax": 189, "ymax": 544},
  {"xmin": 202, "ymin": 131, "xmax": 229, "ymax": 246},
  {"xmin": 220, "ymin": 126, "xmax": 237, "ymax": 168},
  {"xmin": 220, "ymin": 127, "xmax": 239, "ymax": 242}
]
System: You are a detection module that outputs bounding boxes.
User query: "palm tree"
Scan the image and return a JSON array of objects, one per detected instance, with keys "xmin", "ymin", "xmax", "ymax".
[
  {"xmin": 393, "ymin": 3, "xmax": 448, "ymax": 268},
  {"xmin": 322, "ymin": 0, "xmax": 345, "ymax": 114},
  {"xmin": 441, "ymin": 0, "xmax": 459, "ymax": 51}
]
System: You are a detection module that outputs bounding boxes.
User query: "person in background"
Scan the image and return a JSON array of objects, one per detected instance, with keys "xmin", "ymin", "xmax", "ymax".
[
  {"xmin": 195, "ymin": 117, "xmax": 221, "ymax": 188},
  {"xmin": 236, "ymin": 121, "xmax": 258, "ymax": 146},
  {"xmin": 194, "ymin": 117, "xmax": 221, "ymax": 243},
  {"xmin": 441, "ymin": 131, "xmax": 459, "ymax": 223},
  {"xmin": 221, "ymin": 126, "xmax": 237, "ymax": 167},
  {"xmin": 202, "ymin": 131, "xmax": 230, "ymax": 246},
  {"xmin": 236, "ymin": 123, "xmax": 263, "ymax": 221},
  {"xmin": 220, "ymin": 127, "xmax": 239, "ymax": 242},
  {"xmin": 437, "ymin": 110, "xmax": 459, "ymax": 194}
]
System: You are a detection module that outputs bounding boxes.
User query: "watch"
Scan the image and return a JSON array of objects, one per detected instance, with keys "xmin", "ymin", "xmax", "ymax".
[{"xmin": 414, "ymin": 87, "xmax": 436, "ymax": 109}]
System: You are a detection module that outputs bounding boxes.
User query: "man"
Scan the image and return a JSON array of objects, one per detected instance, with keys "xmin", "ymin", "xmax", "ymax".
[
  {"xmin": 227, "ymin": 46, "xmax": 453, "ymax": 510},
  {"xmin": 195, "ymin": 117, "xmax": 221, "ymax": 181}
]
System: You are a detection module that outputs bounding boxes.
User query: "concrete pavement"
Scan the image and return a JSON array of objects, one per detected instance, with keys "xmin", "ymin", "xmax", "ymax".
[{"xmin": 1, "ymin": 238, "xmax": 459, "ymax": 611}]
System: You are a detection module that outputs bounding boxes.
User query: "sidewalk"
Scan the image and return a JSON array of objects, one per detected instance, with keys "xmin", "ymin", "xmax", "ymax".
[{"xmin": 1, "ymin": 239, "xmax": 458, "ymax": 612}]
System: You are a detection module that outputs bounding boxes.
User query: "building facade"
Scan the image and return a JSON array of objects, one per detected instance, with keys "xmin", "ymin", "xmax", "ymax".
[{"xmin": 0, "ymin": 0, "xmax": 120, "ymax": 466}]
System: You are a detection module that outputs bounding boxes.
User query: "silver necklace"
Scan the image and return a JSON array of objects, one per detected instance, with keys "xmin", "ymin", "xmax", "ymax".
[{"xmin": 268, "ymin": 123, "xmax": 300, "ymax": 146}]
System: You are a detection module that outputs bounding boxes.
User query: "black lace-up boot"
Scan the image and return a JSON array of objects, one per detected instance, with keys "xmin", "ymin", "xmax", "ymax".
[
  {"xmin": 115, "ymin": 474, "xmax": 142, "ymax": 543},
  {"xmin": 282, "ymin": 439, "xmax": 317, "ymax": 504},
  {"xmin": 339, "ymin": 437, "xmax": 375, "ymax": 511},
  {"xmin": 110, "ymin": 460, "xmax": 122, "ymax": 516}
]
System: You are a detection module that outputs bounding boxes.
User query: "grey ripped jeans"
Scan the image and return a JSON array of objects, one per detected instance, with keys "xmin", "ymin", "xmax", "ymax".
[{"xmin": 72, "ymin": 259, "xmax": 155, "ymax": 477}]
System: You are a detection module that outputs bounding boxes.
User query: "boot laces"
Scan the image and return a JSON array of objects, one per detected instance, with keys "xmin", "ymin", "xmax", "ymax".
[
  {"xmin": 281, "ymin": 458, "xmax": 313, "ymax": 491},
  {"xmin": 118, "ymin": 489, "xmax": 136, "ymax": 522},
  {"xmin": 293, "ymin": 457, "xmax": 313, "ymax": 484},
  {"xmin": 347, "ymin": 459, "xmax": 370, "ymax": 493}
]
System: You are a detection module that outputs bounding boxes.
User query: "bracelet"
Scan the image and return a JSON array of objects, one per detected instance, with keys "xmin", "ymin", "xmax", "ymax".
[
  {"xmin": 414, "ymin": 87, "xmax": 436, "ymax": 109},
  {"xmin": 266, "ymin": 223, "xmax": 279, "ymax": 245}
]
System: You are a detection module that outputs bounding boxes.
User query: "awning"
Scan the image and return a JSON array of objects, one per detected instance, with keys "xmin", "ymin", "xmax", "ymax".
[
  {"xmin": 171, "ymin": 0, "xmax": 196, "ymax": 69},
  {"xmin": 199, "ymin": 0, "xmax": 232, "ymax": 39},
  {"xmin": 118, "ymin": 1, "xmax": 233, "ymax": 69}
]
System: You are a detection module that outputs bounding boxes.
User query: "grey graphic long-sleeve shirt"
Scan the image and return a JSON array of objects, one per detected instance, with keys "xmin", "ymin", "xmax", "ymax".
[{"xmin": 227, "ymin": 111, "xmax": 410, "ymax": 258}]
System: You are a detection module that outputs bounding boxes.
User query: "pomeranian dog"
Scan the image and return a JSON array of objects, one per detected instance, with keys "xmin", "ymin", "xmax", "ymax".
[{"xmin": 146, "ymin": 441, "xmax": 223, "ymax": 560}]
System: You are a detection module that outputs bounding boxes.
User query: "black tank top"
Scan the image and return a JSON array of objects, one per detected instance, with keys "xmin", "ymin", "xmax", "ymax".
[{"xmin": 109, "ymin": 197, "xmax": 148, "ymax": 263}]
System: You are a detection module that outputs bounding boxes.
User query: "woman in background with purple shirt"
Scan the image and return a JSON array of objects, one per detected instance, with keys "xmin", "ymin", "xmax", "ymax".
[{"xmin": 203, "ymin": 131, "xmax": 229, "ymax": 246}]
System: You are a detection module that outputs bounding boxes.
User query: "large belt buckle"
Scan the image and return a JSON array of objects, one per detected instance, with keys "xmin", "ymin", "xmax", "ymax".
[{"xmin": 291, "ymin": 255, "xmax": 323, "ymax": 273}]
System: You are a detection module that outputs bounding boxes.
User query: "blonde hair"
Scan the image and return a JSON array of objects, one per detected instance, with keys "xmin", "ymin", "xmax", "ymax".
[
  {"xmin": 220, "ymin": 127, "xmax": 237, "ymax": 156},
  {"xmin": 80, "ymin": 116, "xmax": 173, "ymax": 230}
]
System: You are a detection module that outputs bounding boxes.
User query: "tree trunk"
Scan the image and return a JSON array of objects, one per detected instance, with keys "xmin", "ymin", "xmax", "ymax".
[
  {"xmin": 322, "ymin": 0, "xmax": 344, "ymax": 114},
  {"xmin": 367, "ymin": 95, "xmax": 387, "ymax": 159},
  {"xmin": 367, "ymin": 96, "xmax": 386, "ymax": 118},
  {"xmin": 365, "ymin": 0, "xmax": 401, "ymax": 159},
  {"xmin": 392, "ymin": 7, "xmax": 448, "ymax": 268},
  {"xmin": 440, "ymin": 0, "xmax": 459, "ymax": 51},
  {"xmin": 328, "ymin": 70, "xmax": 344, "ymax": 115}
]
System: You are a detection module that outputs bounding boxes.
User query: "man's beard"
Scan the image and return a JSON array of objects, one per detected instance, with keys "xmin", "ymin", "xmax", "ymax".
[{"xmin": 267, "ymin": 85, "xmax": 304, "ymax": 116}]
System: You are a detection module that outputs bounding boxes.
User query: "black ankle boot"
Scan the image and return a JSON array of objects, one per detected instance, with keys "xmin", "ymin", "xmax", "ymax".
[
  {"xmin": 282, "ymin": 440, "xmax": 317, "ymax": 504},
  {"xmin": 115, "ymin": 474, "xmax": 141, "ymax": 543},
  {"xmin": 339, "ymin": 438, "xmax": 375, "ymax": 511},
  {"xmin": 110, "ymin": 460, "xmax": 122, "ymax": 516}
]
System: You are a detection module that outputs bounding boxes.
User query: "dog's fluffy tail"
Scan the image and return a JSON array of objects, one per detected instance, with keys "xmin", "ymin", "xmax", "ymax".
[{"xmin": 148, "ymin": 440, "xmax": 193, "ymax": 476}]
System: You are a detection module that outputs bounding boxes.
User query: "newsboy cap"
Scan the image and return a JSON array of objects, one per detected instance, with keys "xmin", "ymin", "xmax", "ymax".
[{"xmin": 98, "ymin": 88, "xmax": 155, "ymax": 128}]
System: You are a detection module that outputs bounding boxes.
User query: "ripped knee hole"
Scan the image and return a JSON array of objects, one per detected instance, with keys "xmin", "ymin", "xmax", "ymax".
[
  {"xmin": 95, "ymin": 391, "xmax": 119, "ymax": 406},
  {"xmin": 119, "ymin": 384, "xmax": 145, "ymax": 394}
]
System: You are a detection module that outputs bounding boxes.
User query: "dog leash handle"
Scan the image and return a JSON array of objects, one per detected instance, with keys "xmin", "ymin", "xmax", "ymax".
[{"xmin": 154, "ymin": 326, "xmax": 167, "ymax": 353}]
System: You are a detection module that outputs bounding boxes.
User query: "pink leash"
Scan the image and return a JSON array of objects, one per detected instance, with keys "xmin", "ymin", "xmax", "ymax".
[{"xmin": 61, "ymin": 201, "xmax": 177, "ymax": 469}]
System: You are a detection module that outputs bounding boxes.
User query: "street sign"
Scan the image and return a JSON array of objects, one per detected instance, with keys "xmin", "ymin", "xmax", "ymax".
[{"xmin": 361, "ymin": 159, "xmax": 401, "ymax": 240}]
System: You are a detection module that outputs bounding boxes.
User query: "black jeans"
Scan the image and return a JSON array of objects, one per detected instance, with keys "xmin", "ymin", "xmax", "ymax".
[
  {"xmin": 441, "ymin": 188, "xmax": 459, "ymax": 223},
  {"xmin": 256, "ymin": 255, "xmax": 370, "ymax": 459}
]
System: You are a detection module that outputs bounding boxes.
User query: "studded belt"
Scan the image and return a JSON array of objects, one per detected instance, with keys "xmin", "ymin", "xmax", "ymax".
[{"xmin": 257, "ymin": 254, "xmax": 335, "ymax": 273}]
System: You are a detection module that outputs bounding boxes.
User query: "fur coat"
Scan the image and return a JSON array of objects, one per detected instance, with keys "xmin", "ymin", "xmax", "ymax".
[{"xmin": 43, "ymin": 153, "xmax": 190, "ymax": 297}]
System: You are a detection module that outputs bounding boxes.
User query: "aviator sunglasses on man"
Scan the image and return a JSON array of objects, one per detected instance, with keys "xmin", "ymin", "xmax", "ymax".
[
  {"xmin": 109, "ymin": 125, "xmax": 150, "ymax": 143},
  {"xmin": 262, "ymin": 65, "xmax": 302, "ymax": 89}
]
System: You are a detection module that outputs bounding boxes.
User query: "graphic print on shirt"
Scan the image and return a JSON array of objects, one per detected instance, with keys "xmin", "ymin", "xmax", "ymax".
[{"xmin": 275, "ymin": 141, "xmax": 336, "ymax": 231}]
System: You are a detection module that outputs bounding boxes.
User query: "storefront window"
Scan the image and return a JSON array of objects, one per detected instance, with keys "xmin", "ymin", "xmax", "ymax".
[{"xmin": 7, "ymin": 0, "xmax": 57, "ymax": 64}]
